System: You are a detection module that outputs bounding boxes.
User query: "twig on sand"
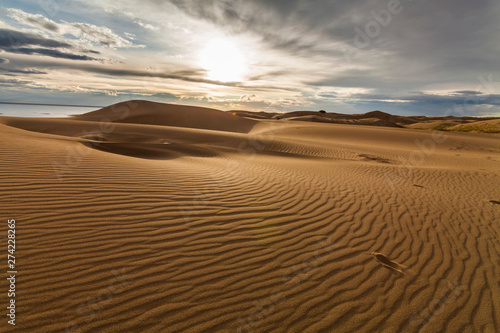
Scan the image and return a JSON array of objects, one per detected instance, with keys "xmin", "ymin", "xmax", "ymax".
[{"xmin": 371, "ymin": 252, "xmax": 408, "ymax": 275}]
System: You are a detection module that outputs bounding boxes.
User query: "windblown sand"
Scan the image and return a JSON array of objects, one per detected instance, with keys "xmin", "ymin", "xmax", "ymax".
[{"xmin": 1, "ymin": 101, "xmax": 499, "ymax": 332}]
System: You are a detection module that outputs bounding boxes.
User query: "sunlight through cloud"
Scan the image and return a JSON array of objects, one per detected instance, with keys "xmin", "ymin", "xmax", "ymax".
[{"xmin": 200, "ymin": 38, "xmax": 246, "ymax": 82}]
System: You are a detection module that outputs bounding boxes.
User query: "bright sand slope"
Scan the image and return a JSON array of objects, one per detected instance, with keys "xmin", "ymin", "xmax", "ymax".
[{"xmin": 0, "ymin": 101, "xmax": 499, "ymax": 332}]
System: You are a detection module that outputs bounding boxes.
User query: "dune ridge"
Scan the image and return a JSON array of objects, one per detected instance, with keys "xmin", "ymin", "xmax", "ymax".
[
  {"xmin": 76, "ymin": 100, "xmax": 257, "ymax": 133},
  {"xmin": 0, "ymin": 100, "xmax": 499, "ymax": 332},
  {"xmin": 232, "ymin": 109, "xmax": 500, "ymax": 132}
]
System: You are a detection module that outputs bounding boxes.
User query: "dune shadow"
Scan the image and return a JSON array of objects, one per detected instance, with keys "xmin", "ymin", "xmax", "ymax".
[{"xmin": 82, "ymin": 142, "xmax": 219, "ymax": 160}]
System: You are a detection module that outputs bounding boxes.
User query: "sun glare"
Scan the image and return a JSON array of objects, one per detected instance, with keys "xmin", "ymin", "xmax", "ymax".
[{"xmin": 200, "ymin": 38, "xmax": 246, "ymax": 82}]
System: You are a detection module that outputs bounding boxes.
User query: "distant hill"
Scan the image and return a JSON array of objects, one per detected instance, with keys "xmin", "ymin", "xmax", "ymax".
[
  {"xmin": 231, "ymin": 109, "xmax": 500, "ymax": 132},
  {"xmin": 71, "ymin": 101, "xmax": 499, "ymax": 133},
  {"xmin": 75, "ymin": 100, "xmax": 257, "ymax": 133},
  {"xmin": 438, "ymin": 119, "xmax": 500, "ymax": 133}
]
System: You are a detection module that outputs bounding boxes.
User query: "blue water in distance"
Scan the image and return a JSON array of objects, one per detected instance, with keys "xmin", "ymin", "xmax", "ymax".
[{"xmin": 0, "ymin": 104, "xmax": 100, "ymax": 118}]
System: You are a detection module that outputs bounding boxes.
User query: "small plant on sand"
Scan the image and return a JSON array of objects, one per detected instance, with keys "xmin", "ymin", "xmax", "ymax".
[{"xmin": 432, "ymin": 124, "xmax": 452, "ymax": 131}]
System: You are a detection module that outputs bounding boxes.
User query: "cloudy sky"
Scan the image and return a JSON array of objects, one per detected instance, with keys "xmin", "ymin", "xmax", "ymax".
[{"xmin": 1, "ymin": 0, "xmax": 500, "ymax": 116}]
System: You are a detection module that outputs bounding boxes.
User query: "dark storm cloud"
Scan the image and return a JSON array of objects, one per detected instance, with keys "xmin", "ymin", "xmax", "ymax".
[
  {"xmin": 17, "ymin": 62, "xmax": 292, "ymax": 90},
  {"xmin": 2, "ymin": 47, "xmax": 98, "ymax": 61},
  {"xmin": 318, "ymin": 92, "xmax": 338, "ymax": 98},
  {"xmin": 0, "ymin": 78, "xmax": 33, "ymax": 86},
  {"xmin": 167, "ymin": 0, "xmax": 499, "ymax": 53},
  {"xmin": 82, "ymin": 49, "xmax": 101, "ymax": 55},
  {"xmin": 167, "ymin": 0, "xmax": 360, "ymax": 55},
  {"xmin": 352, "ymin": 91, "xmax": 500, "ymax": 103},
  {"xmin": 0, "ymin": 67, "xmax": 47, "ymax": 74},
  {"xmin": 0, "ymin": 28, "xmax": 99, "ymax": 61},
  {"xmin": 85, "ymin": 66, "xmax": 220, "ymax": 85},
  {"xmin": 308, "ymin": 68, "xmax": 391, "ymax": 89},
  {"xmin": 6, "ymin": 8, "xmax": 60, "ymax": 32},
  {"xmin": 0, "ymin": 28, "xmax": 71, "ymax": 49},
  {"xmin": 6, "ymin": 9, "xmax": 137, "ymax": 48},
  {"xmin": 79, "ymin": 66, "xmax": 291, "ymax": 90},
  {"xmin": 453, "ymin": 90, "xmax": 483, "ymax": 96},
  {"xmin": 349, "ymin": 91, "xmax": 500, "ymax": 111},
  {"xmin": 248, "ymin": 70, "xmax": 294, "ymax": 81},
  {"xmin": 24, "ymin": 16, "xmax": 59, "ymax": 32}
]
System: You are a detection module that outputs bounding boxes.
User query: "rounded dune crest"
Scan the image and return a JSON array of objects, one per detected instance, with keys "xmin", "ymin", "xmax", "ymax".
[{"xmin": 75, "ymin": 100, "xmax": 257, "ymax": 133}]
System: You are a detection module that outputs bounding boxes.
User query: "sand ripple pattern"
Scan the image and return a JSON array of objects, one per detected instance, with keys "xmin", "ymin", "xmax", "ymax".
[{"xmin": 0, "ymin": 118, "xmax": 499, "ymax": 333}]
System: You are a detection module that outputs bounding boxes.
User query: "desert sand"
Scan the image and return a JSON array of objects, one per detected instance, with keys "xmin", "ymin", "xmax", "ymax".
[
  {"xmin": 1, "ymin": 100, "xmax": 499, "ymax": 332},
  {"xmin": 232, "ymin": 109, "xmax": 500, "ymax": 133}
]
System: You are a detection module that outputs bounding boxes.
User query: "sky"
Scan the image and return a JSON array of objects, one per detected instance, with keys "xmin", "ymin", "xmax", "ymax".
[{"xmin": 1, "ymin": 0, "xmax": 500, "ymax": 116}]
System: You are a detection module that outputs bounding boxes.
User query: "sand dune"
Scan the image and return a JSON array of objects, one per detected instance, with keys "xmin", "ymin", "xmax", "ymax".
[
  {"xmin": 76, "ymin": 100, "xmax": 257, "ymax": 133},
  {"xmin": 233, "ymin": 109, "xmax": 500, "ymax": 132},
  {"xmin": 445, "ymin": 119, "xmax": 500, "ymax": 133},
  {"xmin": 1, "ymin": 100, "xmax": 499, "ymax": 332}
]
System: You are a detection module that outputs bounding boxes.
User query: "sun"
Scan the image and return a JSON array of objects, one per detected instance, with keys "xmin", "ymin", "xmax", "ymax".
[{"xmin": 200, "ymin": 38, "xmax": 246, "ymax": 82}]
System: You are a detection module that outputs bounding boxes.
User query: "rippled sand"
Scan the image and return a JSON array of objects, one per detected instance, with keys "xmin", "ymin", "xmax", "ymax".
[{"xmin": 1, "ymin": 100, "xmax": 499, "ymax": 332}]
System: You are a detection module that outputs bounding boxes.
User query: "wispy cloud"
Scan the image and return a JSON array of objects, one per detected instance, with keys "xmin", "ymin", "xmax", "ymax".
[
  {"xmin": 0, "ymin": 28, "xmax": 71, "ymax": 48},
  {"xmin": 0, "ymin": 67, "xmax": 46, "ymax": 74},
  {"xmin": 4, "ymin": 47, "xmax": 98, "ymax": 60},
  {"xmin": 54, "ymin": 64, "xmax": 294, "ymax": 90},
  {"xmin": 5, "ymin": 8, "xmax": 60, "ymax": 32},
  {"xmin": 166, "ymin": 0, "xmax": 500, "ymax": 93},
  {"xmin": 132, "ymin": 19, "xmax": 159, "ymax": 31},
  {"xmin": 6, "ymin": 8, "xmax": 142, "ymax": 48},
  {"xmin": 65, "ymin": 22, "xmax": 140, "ymax": 48},
  {"xmin": 0, "ymin": 28, "xmax": 99, "ymax": 61},
  {"xmin": 350, "ymin": 91, "xmax": 500, "ymax": 106},
  {"xmin": 0, "ymin": 77, "xmax": 34, "ymax": 86},
  {"xmin": 0, "ymin": 1, "xmax": 499, "ymax": 115}
]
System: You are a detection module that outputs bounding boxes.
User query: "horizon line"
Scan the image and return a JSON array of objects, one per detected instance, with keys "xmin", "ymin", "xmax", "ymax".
[{"xmin": 0, "ymin": 101, "xmax": 104, "ymax": 108}]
